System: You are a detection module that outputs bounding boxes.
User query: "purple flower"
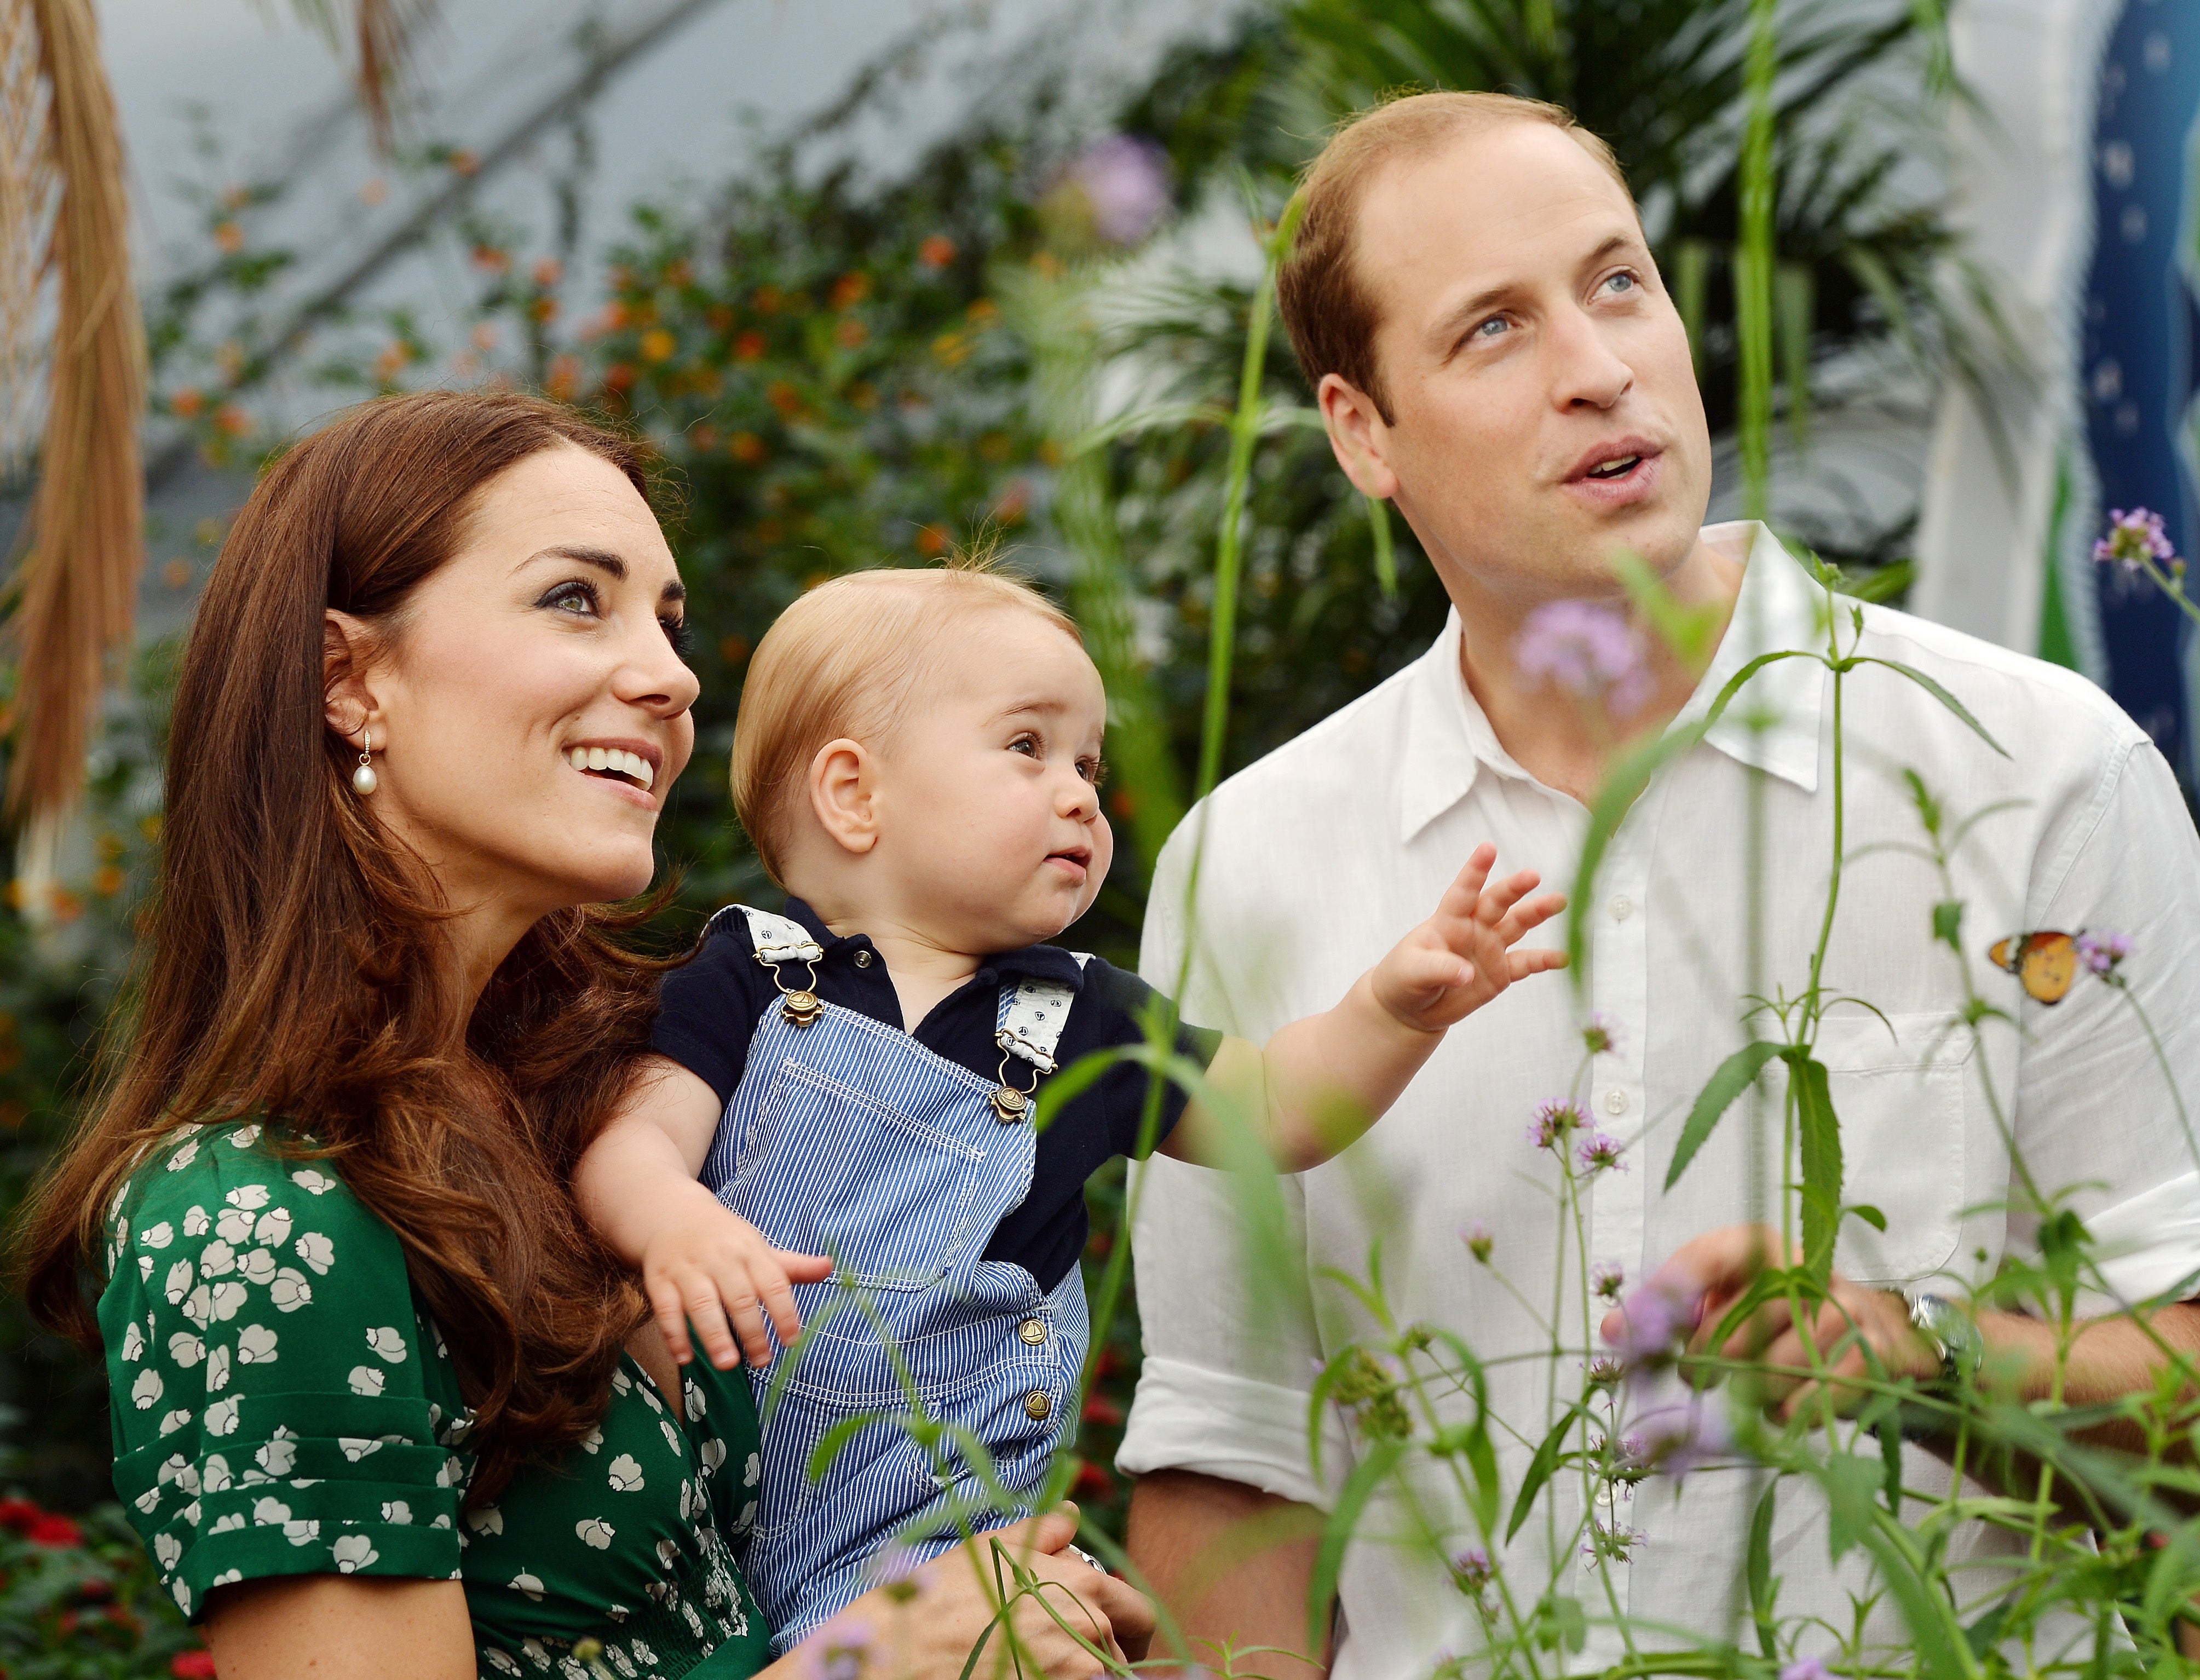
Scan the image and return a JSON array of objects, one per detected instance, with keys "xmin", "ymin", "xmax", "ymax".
[
  {"xmin": 1527, "ymin": 1099, "xmax": 1586, "ymax": 1152},
  {"xmin": 1780, "ymin": 1659, "xmax": 1834, "ymax": 1680},
  {"xmin": 2093, "ymin": 508, "xmax": 2179, "ymax": 574},
  {"xmin": 1592, "ymin": 1262, "xmax": 1626, "ymax": 1301},
  {"xmin": 2075, "ymin": 930, "xmax": 2132, "ymax": 976},
  {"xmin": 1580, "ymin": 1518, "xmax": 1645, "ymax": 1567},
  {"xmin": 1618, "ymin": 1394, "xmax": 1735, "ymax": 1483},
  {"xmin": 1450, "ymin": 1546, "xmax": 1495, "ymax": 1591},
  {"xmin": 1460, "ymin": 1222, "xmax": 1494, "ymax": 1263},
  {"xmin": 1582, "ymin": 1012, "xmax": 1623, "ymax": 1056},
  {"xmin": 1577, "ymin": 1131, "xmax": 1627, "ymax": 1175},
  {"xmin": 1603, "ymin": 1273, "xmax": 1703, "ymax": 1367},
  {"xmin": 1067, "ymin": 136, "xmax": 1172, "ymax": 245},
  {"xmin": 810, "ymin": 1621, "xmax": 873, "ymax": 1680},
  {"xmin": 1514, "ymin": 600, "xmax": 1653, "ymax": 717},
  {"xmin": 1586, "ymin": 1354, "xmax": 1625, "ymax": 1386}
]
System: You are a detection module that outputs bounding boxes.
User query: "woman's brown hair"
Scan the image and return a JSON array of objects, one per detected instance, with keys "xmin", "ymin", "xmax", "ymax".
[{"xmin": 20, "ymin": 389, "xmax": 669, "ymax": 1501}]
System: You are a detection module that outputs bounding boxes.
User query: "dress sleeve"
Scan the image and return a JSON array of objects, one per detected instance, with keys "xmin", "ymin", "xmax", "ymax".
[
  {"xmin": 100, "ymin": 1124, "xmax": 467, "ymax": 1621},
  {"xmin": 652, "ymin": 919, "xmax": 765, "ymax": 1105}
]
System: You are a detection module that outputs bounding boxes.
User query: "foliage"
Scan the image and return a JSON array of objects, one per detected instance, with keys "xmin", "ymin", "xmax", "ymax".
[{"xmin": 0, "ymin": 1491, "xmax": 209, "ymax": 1676}]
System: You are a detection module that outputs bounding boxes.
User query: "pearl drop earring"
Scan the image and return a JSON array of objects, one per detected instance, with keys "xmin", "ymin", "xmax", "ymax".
[{"xmin": 352, "ymin": 727, "xmax": 378, "ymax": 795}]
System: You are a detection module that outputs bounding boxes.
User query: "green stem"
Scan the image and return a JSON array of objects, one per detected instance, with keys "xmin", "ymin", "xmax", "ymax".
[{"xmin": 1736, "ymin": 0, "xmax": 1779, "ymax": 522}]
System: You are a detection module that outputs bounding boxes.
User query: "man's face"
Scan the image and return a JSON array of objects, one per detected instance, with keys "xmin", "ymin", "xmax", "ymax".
[{"xmin": 1324, "ymin": 122, "xmax": 1713, "ymax": 603}]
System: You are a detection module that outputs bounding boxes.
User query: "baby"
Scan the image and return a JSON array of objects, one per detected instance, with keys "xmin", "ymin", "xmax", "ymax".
[{"xmin": 574, "ymin": 561, "xmax": 1567, "ymax": 1649}]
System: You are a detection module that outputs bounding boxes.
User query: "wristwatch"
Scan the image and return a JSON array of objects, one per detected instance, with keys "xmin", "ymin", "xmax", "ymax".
[{"xmin": 1904, "ymin": 1291, "xmax": 1984, "ymax": 1393}]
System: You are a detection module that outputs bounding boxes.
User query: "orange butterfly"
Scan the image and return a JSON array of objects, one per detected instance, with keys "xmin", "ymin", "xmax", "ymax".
[{"xmin": 1988, "ymin": 930, "xmax": 2080, "ymax": 1004}]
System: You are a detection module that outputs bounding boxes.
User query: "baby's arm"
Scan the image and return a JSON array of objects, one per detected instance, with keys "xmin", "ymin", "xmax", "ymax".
[
  {"xmin": 573, "ymin": 1055, "xmax": 831, "ymax": 1370},
  {"xmin": 1160, "ymin": 843, "xmax": 1565, "ymax": 1171}
]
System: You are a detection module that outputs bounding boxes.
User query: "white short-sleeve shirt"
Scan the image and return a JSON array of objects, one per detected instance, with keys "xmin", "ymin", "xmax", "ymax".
[{"xmin": 1120, "ymin": 522, "xmax": 2200, "ymax": 1675}]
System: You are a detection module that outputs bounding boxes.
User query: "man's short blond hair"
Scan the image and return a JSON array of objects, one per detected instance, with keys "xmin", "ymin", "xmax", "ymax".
[
  {"xmin": 1277, "ymin": 91, "xmax": 1633, "ymax": 425},
  {"xmin": 730, "ymin": 558, "xmax": 1084, "ymax": 884}
]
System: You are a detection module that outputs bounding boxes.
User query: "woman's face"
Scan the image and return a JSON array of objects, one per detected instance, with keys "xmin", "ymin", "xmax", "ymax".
[{"xmin": 335, "ymin": 444, "xmax": 699, "ymax": 928}]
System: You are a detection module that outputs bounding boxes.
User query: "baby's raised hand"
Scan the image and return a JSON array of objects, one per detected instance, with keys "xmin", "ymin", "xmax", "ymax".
[
  {"xmin": 642, "ymin": 1181, "xmax": 834, "ymax": 1370},
  {"xmin": 1370, "ymin": 842, "xmax": 1567, "ymax": 1033}
]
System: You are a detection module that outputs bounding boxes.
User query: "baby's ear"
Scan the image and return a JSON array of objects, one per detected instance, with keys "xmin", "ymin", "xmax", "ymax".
[{"xmin": 807, "ymin": 737, "xmax": 880, "ymax": 855}]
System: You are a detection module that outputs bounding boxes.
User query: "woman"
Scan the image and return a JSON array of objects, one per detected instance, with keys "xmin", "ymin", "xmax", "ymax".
[{"xmin": 20, "ymin": 392, "xmax": 1149, "ymax": 1679}]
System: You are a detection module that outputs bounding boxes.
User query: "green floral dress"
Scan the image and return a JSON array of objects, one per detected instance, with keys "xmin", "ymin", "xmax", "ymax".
[{"xmin": 101, "ymin": 1120, "xmax": 774, "ymax": 1679}]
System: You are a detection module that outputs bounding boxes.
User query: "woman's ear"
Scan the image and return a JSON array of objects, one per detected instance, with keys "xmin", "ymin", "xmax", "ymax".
[
  {"xmin": 322, "ymin": 610, "xmax": 380, "ymax": 746},
  {"xmin": 807, "ymin": 737, "xmax": 880, "ymax": 856}
]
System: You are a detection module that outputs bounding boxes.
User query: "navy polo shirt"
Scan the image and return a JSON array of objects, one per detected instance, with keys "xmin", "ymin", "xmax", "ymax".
[{"xmin": 651, "ymin": 897, "xmax": 1224, "ymax": 1293}]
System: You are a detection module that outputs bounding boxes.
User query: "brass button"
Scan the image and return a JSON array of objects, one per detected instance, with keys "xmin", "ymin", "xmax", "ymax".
[
  {"xmin": 1024, "ymin": 1390, "xmax": 1053, "ymax": 1422},
  {"xmin": 990, "ymin": 1086, "xmax": 1029, "ymax": 1124},
  {"xmin": 780, "ymin": 990, "xmax": 822, "ymax": 1028},
  {"xmin": 1018, "ymin": 1318, "xmax": 1046, "ymax": 1347},
  {"xmin": 853, "ymin": 950, "xmax": 873, "ymax": 968}
]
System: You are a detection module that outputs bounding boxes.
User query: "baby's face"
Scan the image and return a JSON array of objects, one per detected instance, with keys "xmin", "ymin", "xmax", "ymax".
[{"xmin": 871, "ymin": 609, "xmax": 1113, "ymax": 952}]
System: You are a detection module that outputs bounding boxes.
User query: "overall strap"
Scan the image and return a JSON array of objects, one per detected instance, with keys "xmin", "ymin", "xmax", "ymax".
[
  {"xmin": 726, "ymin": 905, "xmax": 824, "ymax": 966},
  {"xmin": 994, "ymin": 953, "xmax": 1092, "ymax": 1076}
]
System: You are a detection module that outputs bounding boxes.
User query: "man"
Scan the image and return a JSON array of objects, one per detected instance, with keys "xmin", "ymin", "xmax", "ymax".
[{"xmin": 1116, "ymin": 90, "xmax": 2200, "ymax": 1676}]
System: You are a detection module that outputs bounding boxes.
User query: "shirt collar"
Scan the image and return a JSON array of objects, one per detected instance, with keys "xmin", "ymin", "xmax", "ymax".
[
  {"xmin": 781, "ymin": 897, "xmax": 1086, "ymax": 990},
  {"xmin": 1397, "ymin": 521, "xmax": 1826, "ymax": 844}
]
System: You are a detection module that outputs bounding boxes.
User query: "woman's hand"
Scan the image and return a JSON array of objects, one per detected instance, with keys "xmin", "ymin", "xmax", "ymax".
[{"xmin": 776, "ymin": 1506, "xmax": 1154, "ymax": 1680}]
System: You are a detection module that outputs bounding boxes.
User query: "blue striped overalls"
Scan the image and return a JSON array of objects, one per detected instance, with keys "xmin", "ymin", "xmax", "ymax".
[{"xmin": 699, "ymin": 907, "xmax": 1088, "ymax": 1652}]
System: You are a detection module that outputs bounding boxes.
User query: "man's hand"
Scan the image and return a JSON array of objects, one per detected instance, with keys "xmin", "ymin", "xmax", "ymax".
[
  {"xmin": 1369, "ymin": 842, "xmax": 1567, "ymax": 1033},
  {"xmin": 642, "ymin": 1180, "xmax": 833, "ymax": 1370},
  {"xmin": 1603, "ymin": 1224, "xmax": 1939, "ymax": 1422}
]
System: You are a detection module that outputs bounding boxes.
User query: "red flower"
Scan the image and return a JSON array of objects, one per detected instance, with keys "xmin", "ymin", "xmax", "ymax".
[
  {"xmin": 918, "ymin": 234, "xmax": 957, "ymax": 268},
  {"xmin": 25, "ymin": 1513, "xmax": 82, "ymax": 1548},
  {"xmin": 172, "ymin": 1652, "xmax": 220, "ymax": 1678},
  {"xmin": 1081, "ymin": 1393, "xmax": 1125, "ymax": 1428},
  {"xmin": 78, "ymin": 1577, "xmax": 112, "ymax": 1601},
  {"xmin": 1072, "ymin": 1461, "xmax": 1115, "ymax": 1500},
  {"xmin": 0, "ymin": 1497, "xmax": 41, "ymax": 1530}
]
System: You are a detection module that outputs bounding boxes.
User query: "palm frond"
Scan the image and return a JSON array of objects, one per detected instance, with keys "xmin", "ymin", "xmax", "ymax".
[
  {"xmin": 281, "ymin": 0, "xmax": 440, "ymax": 153},
  {"xmin": 11, "ymin": 0, "xmax": 146, "ymax": 829}
]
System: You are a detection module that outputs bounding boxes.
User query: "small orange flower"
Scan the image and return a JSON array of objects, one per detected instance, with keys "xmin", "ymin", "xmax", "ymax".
[
  {"xmin": 965, "ymin": 298, "xmax": 998, "ymax": 324},
  {"xmin": 161, "ymin": 559, "xmax": 193, "ymax": 590},
  {"xmin": 931, "ymin": 330, "xmax": 971, "ymax": 367},
  {"xmin": 358, "ymin": 177, "xmax": 389, "ymax": 206},
  {"xmin": 531, "ymin": 296, "xmax": 559, "ymax": 324},
  {"xmin": 733, "ymin": 329, "xmax": 767, "ymax": 362},
  {"xmin": 834, "ymin": 318, "xmax": 868, "ymax": 350},
  {"xmin": 213, "ymin": 221, "xmax": 244, "ymax": 254},
  {"xmin": 220, "ymin": 183, "xmax": 250, "ymax": 212},
  {"xmin": 471, "ymin": 322, "xmax": 500, "ymax": 351},
  {"xmin": 640, "ymin": 328, "xmax": 677, "ymax": 363},
  {"xmin": 168, "ymin": 387, "xmax": 204, "ymax": 418},
  {"xmin": 918, "ymin": 234, "xmax": 957, "ymax": 268},
  {"xmin": 93, "ymin": 866, "xmax": 123, "ymax": 897},
  {"xmin": 915, "ymin": 525, "xmax": 950, "ymax": 557},
  {"xmin": 213, "ymin": 404, "xmax": 251, "ymax": 438},
  {"xmin": 448, "ymin": 147, "xmax": 480, "ymax": 176},
  {"xmin": 533, "ymin": 256, "xmax": 565, "ymax": 289},
  {"xmin": 705, "ymin": 304, "xmax": 734, "ymax": 332},
  {"xmin": 470, "ymin": 244, "xmax": 509, "ymax": 274},
  {"xmin": 729, "ymin": 431, "xmax": 766, "ymax": 464},
  {"xmin": 719, "ymin": 634, "xmax": 750, "ymax": 665},
  {"xmin": 1030, "ymin": 250, "xmax": 1063, "ymax": 278},
  {"xmin": 753, "ymin": 285, "xmax": 782, "ymax": 315},
  {"xmin": 602, "ymin": 364, "xmax": 637, "ymax": 394},
  {"xmin": 1109, "ymin": 789, "xmax": 1137, "ymax": 821},
  {"xmin": 688, "ymin": 424, "xmax": 719, "ymax": 453},
  {"xmin": 995, "ymin": 481, "xmax": 1029, "ymax": 522},
  {"xmin": 50, "ymin": 888, "xmax": 83, "ymax": 924},
  {"xmin": 1036, "ymin": 438, "xmax": 1063, "ymax": 467},
  {"xmin": 665, "ymin": 259, "xmax": 694, "ymax": 287},
  {"xmin": 545, "ymin": 353, "xmax": 581, "ymax": 401},
  {"xmin": 830, "ymin": 272, "xmax": 869, "ymax": 310},
  {"xmin": 765, "ymin": 380, "xmax": 802, "ymax": 418}
]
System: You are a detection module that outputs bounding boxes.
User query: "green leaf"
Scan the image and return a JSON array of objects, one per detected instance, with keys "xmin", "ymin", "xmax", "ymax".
[
  {"xmin": 1308, "ymin": 1440, "xmax": 1402, "ymax": 1652},
  {"xmin": 1821, "ymin": 1451, "xmax": 1881, "ymax": 1562},
  {"xmin": 1848, "ymin": 655, "xmax": 2009, "ymax": 758},
  {"xmin": 1365, "ymin": 494, "xmax": 1398, "ymax": 599},
  {"xmin": 1962, "ymin": 1600, "xmax": 2014, "ymax": 1662},
  {"xmin": 1532, "ymin": 1594, "xmax": 1588, "ymax": 1655},
  {"xmin": 1746, "ymin": 1480, "xmax": 1780, "ymax": 1660},
  {"xmin": 1875, "ymin": 1412, "xmax": 1905, "ymax": 1514},
  {"xmin": 1848, "ymin": 1203, "xmax": 1887, "ymax": 1233},
  {"xmin": 807, "ymin": 1412, "xmax": 892, "ymax": 1483},
  {"xmin": 1932, "ymin": 900, "xmax": 1963, "ymax": 951},
  {"xmin": 1507, "ymin": 1405, "xmax": 1582, "ymax": 1541},
  {"xmin": 1666, "ymin": 1039, "xmax": 1783, "ymax": 1189},
  {"xmin": 1789, "ymin": 1051, "xmax": 1844, "ymax": 1279}
]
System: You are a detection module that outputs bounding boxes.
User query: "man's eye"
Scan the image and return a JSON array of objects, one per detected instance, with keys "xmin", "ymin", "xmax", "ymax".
[
  {"xmin": 1601, "ymin": 271, "xmax": 1638, "ymax": 296},
  {"xmin": 1472, "ymin": 316, "xmax": 1509, "ymax": 340}
]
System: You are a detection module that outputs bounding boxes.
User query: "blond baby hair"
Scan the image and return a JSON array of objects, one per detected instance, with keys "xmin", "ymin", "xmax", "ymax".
[{"xmin": 730, "ymin": 556, "xmax": 1084, "ymax": 884}]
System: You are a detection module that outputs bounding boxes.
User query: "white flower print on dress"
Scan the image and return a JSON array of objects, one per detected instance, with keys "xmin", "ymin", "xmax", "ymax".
[
  {"xmin": 209, "ymin": 1512, "xmax": 244, "ymax": 1534},
  {"xmin": 166, "ymin": 1331, "xmax": 203, "ymax": 1367},
  {"xmin": 743, "ymin": 1451, "xmax": 759, "ymax": 1488},
  {"xmin": 163, "ymin": 1260, "xmax": 193, "ymax": 1305},
  {"xmin": 331, "ymin": 1534, "xmax": 378, "ymax": 1572},
  {"xmin": 202, "ymin": 1455, "xmax": 232, "ymax": 1492},
  {"xmin": 224, "ymin": 1184, "xmax": 270, "ymax": 1213},
  {"xmin": 236, "ymin": 1324, "xmax": 278, "ymax": 1364},
  {"xmin": 655, "ymin": 1538, "xmax": 679, "ymax": 1572},
  {"xmin": 577, "ymin": 1517, "xmax": 616, "ymax": 1549},
  {"xmin": 578, "ymin": 1424, "xmax": 603, "ymax": 1454},
  {"xmin": 485, "ymin": 1650, "xmax": 523, "ymax": 1675},
  {"xmin": 204, "ymin": 1395, "xmax": 239, "ymax": 1436},
  {"xmin": 339, "ymin": 1437, "xmax": 381, "ymax": 1462},
  {"xmin": 683, "ymin": 1378, "xmax": 705, "ymax": 1417},
  {"xmin": 698, "ymin": 1437, "xmax": 726, "ymax": 1472},
  {"xmin": 256, "ymin": 1432, "xmax": 297, "ymax": 1476},
  {"xmin": 466, "ymin": 1504, "xmax": 503, "ymax": 1535},
  {"xmin": 157, "ymin": 1453, "xmax": 190, "ymax": 1487},
  {"xmin": 283, "ymin": 1518, "xmax": 319, "ymax": 1546},
  {"xmin": 251, "ymin": 1496, "xmax": 291, "ymax": 1526},
  {"xmin": 210, "ymin": 1568, "xmax": 241, "ymax": 1585},
  {"xmin": 611, "ymin": 1369, "xmax": 632, "ymax": 1396},
  {"xmin": 205, "ymin": 1345, "xmax": 231, "ymax": 1393},
  {"xmin": 252, "ymin": 1207, "xmax": 291, "ymax": 1247},
  {"xmin": 153, "ymin": 1532, "xmax": 182, "ymax": 1569},
  {"xmin": 166, "ymin": 1140, "xmax": 200, "ymax": 1172},
  {"xmin": 230, "ymin": 1123, "xmax": 261, "ymax": 1148},
  {"xmin": 134, "ymin": 1487, "xmax": 162, "ymax": 1516},
  {"xmin": 382, "ymin": 1500, "xmax": 413, "ymax": 1523},
  {"xmin": 130, "ymin": 1368, "xmax": 163, "ymax": 1409},
  {"xmin": 290, "ymin": 1168, "xmax": 335, "ymax": 1195},
  {"xmin": 512, "ymin": 1572, "xmax": 545, "ymax": 1602},
  {"xmin": 171, "ymin": 1580, "xmax": 192, "ymax": 1616},
  {"xmin": 347, "ymin": 1366, "xmax": 386, "ymax": 1397},
  {"xmin": 215, "ymin": 1207, "xmax": 254, "ymax": 1244},
  {"xmin": 141, "ymin": 1222, "xmax": 173, "ymax": 1250},
  {"xmin": 365, "ymin": 1326, "xmax": 407, "ymax": 1363},
  {"xmin": 659, "ymin": 1419, "xmax": 681, "ymax": 1458},
  {"xmin": 631, "ymin": 1640, "xmax": 658, "ymax": 1667},
  {"xmin": 208, "ymin": 1281, "xmax": 247, "ymax": 1322},
  {"xmin": 199, "ymin": 1239, "xmax": 237, "ymax": 1276},
  {"xmin": 269, "ymin": 1268, "xmax": 312, "ymax": 1312},
  {"xmin": 295, "ymin": 1232, "xmax": 335, "ymax": 1274},
  {"xmin": 120, "ymin": 1322, "xmax": 144, "ymax": 1362},
  {"xmin": 180, "ymin": 1286, "xmax": 212, "ymax": 1328},
  {"xmin": 238, "ymin": 1248, "xmax": 277, "ymax": 1285},
  {"xmin": 136, "ymin": 1255, "xmax": 153, "ymax": 1280},
  {"xmin": 159, "ymin": 1408, "xmax": 193, "ymax": 1436},
  {"xmin": 182, "ymin": 1205, "xmax": 210, "ymax": 1238},
  {"xmin": 606, "ymin": 1454, "xmax": 644, "ymax": 1492}
]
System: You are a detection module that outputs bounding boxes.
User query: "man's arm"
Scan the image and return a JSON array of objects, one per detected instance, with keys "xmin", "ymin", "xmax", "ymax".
[{"xmin": 1126, "ymin": 1471, "xmax": 1329, "ymax": 1680}]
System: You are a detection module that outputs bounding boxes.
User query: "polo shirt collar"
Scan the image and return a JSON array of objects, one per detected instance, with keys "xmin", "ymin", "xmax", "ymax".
[
  {"xmin": 781, "ymin": 897, "xmax": 1086, "ymax": 989},
  {"xmin": 1396, "ymin": 520, "xmax": 1827, "ymax": 844}
]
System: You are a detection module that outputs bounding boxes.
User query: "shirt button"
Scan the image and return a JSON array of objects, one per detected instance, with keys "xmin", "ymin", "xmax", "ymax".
[
  {"xmin": 1609, "ymin": 894, "xmax": 1633, "ymax": 922},
  {"xmin": 1018, "ymin": 1318, "xmax": 1047, "ymax": 1346},
  {"xmin": 853, "ymin": 950, "xmax": 873, "ymax": 968},
  {"xmin": 1024, "ymin": 1390, "xmax": 1053, "ymax": 1422},
  {"xmin": 1603, "ymin": 1088, "xmax": 1629, "ymax": 1117}
]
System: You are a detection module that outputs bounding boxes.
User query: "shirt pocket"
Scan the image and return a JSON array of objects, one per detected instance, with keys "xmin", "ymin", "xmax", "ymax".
[
  {"xmin": 1815, "ymin": 1011, "xmax": 1972, "ymax": 1286},
  {"xmin": 725, "ymin": 1059, "xmax": 986, "ymax": 1291}
]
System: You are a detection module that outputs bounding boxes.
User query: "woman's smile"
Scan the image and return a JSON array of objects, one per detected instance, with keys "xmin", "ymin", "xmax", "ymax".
[{"xmin": 565, "ymin": 739, "xmax": 661, "ymax": 801}]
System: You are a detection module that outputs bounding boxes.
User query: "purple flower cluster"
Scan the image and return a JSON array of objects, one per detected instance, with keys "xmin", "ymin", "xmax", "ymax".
[
  {"xmin": 1514, "ymin": 600, "xmax": 1654, "ymax": 717},
  {"xmin": 1616, "ymin": 1393, "xmax": 1733, "ymax": 1483},
  {"xmin": 1067, "ymin": 136, "xmax": 1172, "ymax": 245},
  {"xmin": 1582, "ymin": 1012, "xmax": 1623, "ymax": 1056},
  {"xmin": 1527, "ymin": 1098, "xmax": 1586, "ymax": 1152},
  {"xmin": 1460, "ymin": 1221, "xmax": 1494, "ymax": 1263},
  {"xmin": 1450, "ymin": 1546, "xmax": 1495, "ymax": 1592},
  {"xmin": 1592, "ymin": 1262, "xmax": 1626, "ymax": 1301},
  {"xmin": 1577, "ymin": 1131, "xmax": 1627, "ymax": 1175},
  {"xmin": 1780, "ymin": 1658, "xmax": 1834, "ymax": 1680},
  {"xmin": 2076, "ymin": 930, "xmax": 2132, "ymax": 976},
  {"xmin": 2093, "ymin": 507, "xmax": 2179, "ymax": 574},
  {"xmin": 1603, "ymin": 1273, "xmax": 1702, "ymax": 1367}
]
